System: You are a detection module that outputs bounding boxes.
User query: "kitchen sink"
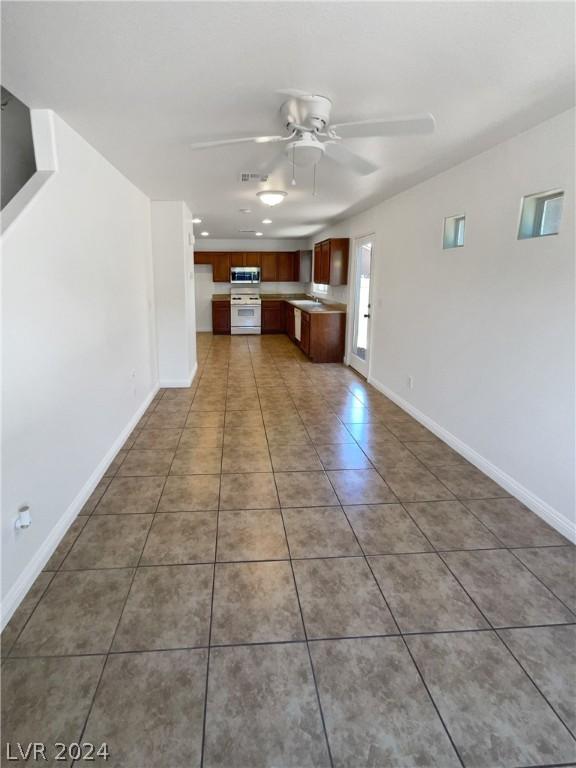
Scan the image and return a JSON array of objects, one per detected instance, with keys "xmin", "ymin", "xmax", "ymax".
[{"xmin": 290, "ymin": 299, "xmax": 322, "ymax": 308}]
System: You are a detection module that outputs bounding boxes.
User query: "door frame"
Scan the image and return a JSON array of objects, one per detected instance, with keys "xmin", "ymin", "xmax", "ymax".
[{"xmin": 346, "ymin": 233, "xmax": 376, "ymax": 378}]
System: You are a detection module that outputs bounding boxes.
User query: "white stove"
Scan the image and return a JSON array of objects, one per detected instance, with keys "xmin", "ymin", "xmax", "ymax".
[{"xmin": 230, "ymin": 292, "xmax": 261, "ymax": 335}]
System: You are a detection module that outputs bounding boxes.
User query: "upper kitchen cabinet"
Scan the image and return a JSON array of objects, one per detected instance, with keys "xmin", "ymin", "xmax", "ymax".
[
  {"xmin": 230, "ymin": 252, "xmax": 261, "ymax": 267},
  {"xmin": 278, "ymin": 251, "xmax": 299, "ymax": 282},
  {"xmin": 193, "ymin": 251, "xmax": 231, "ymax": 281},
  {"xmin": 260, "ymin": 252, "xmax": 278, "ymax": 282},
  {"xmin": 194, "ymin": 251, "xmax": 213, "ymax": 265},
  {"xmin": 212, "ymin": 252, "xmax": 230, "ymax": 282},
  {"xmin": 244, "ymin": 252, "xmax": 261, "ymax": 267},
  {"xmin": 193, "ymin": 250, "xmax": 308, "ymax": 283},
  {"xmin": 313, "ymin": 238, "xmax": 349, "ymax": 286}
]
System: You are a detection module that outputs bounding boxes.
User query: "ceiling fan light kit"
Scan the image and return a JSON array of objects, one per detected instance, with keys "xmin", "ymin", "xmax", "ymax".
[{"xmin": 257, "ymin": 190, "xmax": 287, "ymax": 206}]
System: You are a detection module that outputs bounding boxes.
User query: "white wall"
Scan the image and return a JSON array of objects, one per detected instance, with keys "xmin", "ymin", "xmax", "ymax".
[
  {"xmin": 151, "ymin": 201, "xmax": 197, "ymax": 385},
  {"xmin": 1, "ymin": 113, "xmax": 157, "ymax": 625},
  {"xmin": 195, "ymin": 237, "xmax": 308, "ymax": 253},
  {"xmin": 312, "ymin": 109, "xmax": 575, "ymax": 539}
]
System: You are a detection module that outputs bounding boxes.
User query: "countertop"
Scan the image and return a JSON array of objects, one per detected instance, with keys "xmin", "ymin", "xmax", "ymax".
[{"xmin": 212, "ymin": 293, "xmax": 346, "ymax": 314}]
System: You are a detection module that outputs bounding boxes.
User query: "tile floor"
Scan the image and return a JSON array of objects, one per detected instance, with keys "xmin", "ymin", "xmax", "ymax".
[{"xmin": 2, "ymin": 332, "xmax": 575, "ymax": 768}]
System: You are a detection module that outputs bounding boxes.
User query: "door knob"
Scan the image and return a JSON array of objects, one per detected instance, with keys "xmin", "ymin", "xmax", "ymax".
[{"xmin": 363, "ymin": 314, "xmax": 370, "ymax": 318}]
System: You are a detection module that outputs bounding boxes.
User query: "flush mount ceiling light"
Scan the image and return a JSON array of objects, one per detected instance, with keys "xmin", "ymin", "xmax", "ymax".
[
  {"xmin": 200, "ymin": 231, "xmax": 210, "ymax": 237},
  {"xmin": 262, "ymin": 218, "xmax": 272, "ymax": 224},
  {"xmin": 255, "ymin": 231, "xmax": 263, "ymax": 237},
  {"xmin": 192, "ymin": 217, "xmax": 202, "ymax": 224},
  {"xmin": 257, "ymin": 190, "xmax": 287, "ymax": 207}
]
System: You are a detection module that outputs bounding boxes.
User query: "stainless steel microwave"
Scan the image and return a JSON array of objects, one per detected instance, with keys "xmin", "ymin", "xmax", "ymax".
[{"xmin": 230, "ymin": 266, "xmax": 260, "ymax": 284}]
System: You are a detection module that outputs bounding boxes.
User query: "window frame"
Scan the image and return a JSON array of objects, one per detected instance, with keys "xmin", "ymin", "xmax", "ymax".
[
  {"xmin": 518, "ymin": 189, "xmax": 564, "ymax": 240},
  {"xmin": 443, "ymin": 214, "xmax": 466, "ymax": 250}
]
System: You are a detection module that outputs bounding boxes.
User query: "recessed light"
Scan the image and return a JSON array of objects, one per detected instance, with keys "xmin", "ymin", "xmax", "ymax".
[
  {"xmin": 200, "ymin": 231, "xmax": 210, "ymax": 237},
  {"xmin": 257, "ymin": 190, "xmax": 287, "ymax": 207},
  {"xmin": 255, "ymin": 232, "xmax": 263, "ymax": 237},
  {"xmin": 262, "ymin": 218, "xmax": 272, "ymax": 224},
  {"xmin": 239, "ymin": 208, "xmax": 252, "ymax": 214},
  {"xmin": 192, "ymin": 217, "xmax": 202, "ymax": 224}
]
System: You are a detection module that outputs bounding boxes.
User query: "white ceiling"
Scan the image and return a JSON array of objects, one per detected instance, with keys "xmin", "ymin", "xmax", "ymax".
[{"xmin": 2, "ymin": 1, "xmax": 574, "ymax": 239}]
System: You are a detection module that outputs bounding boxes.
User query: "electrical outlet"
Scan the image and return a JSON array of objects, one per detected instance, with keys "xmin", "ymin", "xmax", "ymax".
[{"xmin": 408, "ymin": 376, "xmax": 414, "ymax": 390}]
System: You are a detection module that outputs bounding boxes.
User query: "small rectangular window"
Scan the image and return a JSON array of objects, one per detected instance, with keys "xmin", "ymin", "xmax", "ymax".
[
  {"xmin": 443, "ymin": 215, "xmax": 466, "ymax": 249},
  {"xmin": 518, "ymin": 190, "xmax": 564, "ymax": 239},
  {"xmin": 313, "ymin": 283, "xmax": 328, "ymax": 294}
]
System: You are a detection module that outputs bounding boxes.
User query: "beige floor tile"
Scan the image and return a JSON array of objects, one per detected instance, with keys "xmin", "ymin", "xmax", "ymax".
[
  {"xmin": 217, "ymin": 509, "xmax": 289, "ymax": 561},
  {"xmin": 83, "ymin": 649, "xmax": 207, "ymax": 768},
  {"xmin": 221, "ymin": 444, "xmax": 272, "ymax": 473},
  {"xmin": 269, "ymin": 444, "xmax": 323, "ymax": 471},
  {"xmin": 179, "ymin": 428, "xmax": 224, "ymax": 448},
  {"xmin": 211, "ymin": 561, "xmax": 304, "ymax": 645},
  {"xmin": 133, "ymin": 428, "xmax": 182, "ymax": 451},
  {"xmin": 327, "ymin": 469, "xmax": 397, "ymax": 505},
  {"xmin": 159, "ymin": 475, "xmax": 220, "ymax": 511},
  {"xmin": 95, "ymin": 476, "xmax": 165, "ymax": 514},
  {"xmin": 170, "ymin": 446, "xmax": 222, "ymax": 474},
  {"xmin": 118, "ymin": 450, "xmax": 174, "ymax": 477},
  {"xmin": 141, "ymin": 511, "xmax": 217, "ymax": 565},
  {"xmin": 219, "ymin": 473, "xmax": 279, "ymax": 509},
  {"xmin": 293, "ymin": 557, "xmax": 396, "ymax": 639},
  {"xmin": 61, "ymin": 514, "xmax": 152, "ymax": 570},
  {"xmin": 275, "ymin": 471, "xmax": 339, "ymax": 507},
  {"xmin": 345, "ymin": 504, "xmax": 432, "ymax": 554},
  {"xmin": 282, "ymin": 506, "xmax": 362, "ymax": 558},
  {"xmin": 113, "ymin": 564, "xmax": 213, "ymax": 651}
]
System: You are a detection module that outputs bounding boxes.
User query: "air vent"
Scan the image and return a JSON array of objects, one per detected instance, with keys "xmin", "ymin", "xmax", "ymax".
[
  {"xmin": 239, "ymin": 171, "xmax": 269, "ymax": 184},
  {"xmin": 239, "ymin": 228, "xmax": 256, "ymax": 233}
]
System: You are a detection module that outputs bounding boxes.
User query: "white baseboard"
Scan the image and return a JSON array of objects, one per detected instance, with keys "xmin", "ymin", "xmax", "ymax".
[
  {"xmin": 0, "ymin": 385, "xmax": 159, "ymax": 631},
  {"xmin": 159, "ymin": 361, "xmax": 197, "ymax": 389},
  {"xmin": 368, "ymin": 374, "xmax": 576, "ymax": 544}
]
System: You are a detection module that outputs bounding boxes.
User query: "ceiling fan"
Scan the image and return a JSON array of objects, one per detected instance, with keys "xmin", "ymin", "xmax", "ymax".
[{"xmin": 187, "ymin": 89, "xmax": 435, "ymax": 176}]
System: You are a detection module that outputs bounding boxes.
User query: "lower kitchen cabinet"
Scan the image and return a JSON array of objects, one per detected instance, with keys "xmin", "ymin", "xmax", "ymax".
[
  {"xmin": 212, "ymin": 301, "xmax": 230, "ymax": 334},
  {"xmin": 300, "ymin": 311, "xmax": 311, "ymax": 356},
  {"xmin": 285, "ymin": 302, "xmax": 295, "ymax": 340},
  {"xmin": 299, "ymin": 310, "xmax": 346, "ymax": 363},
  {"xmin": 210, "ymin": 297, "xmax": 345, "ymax": 362},
  {"xmin": 261, "ymin": 301, "xmax": 285, "ymax": 333}
]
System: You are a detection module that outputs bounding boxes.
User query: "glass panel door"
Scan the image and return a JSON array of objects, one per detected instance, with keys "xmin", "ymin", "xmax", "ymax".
[{"xmin": 350, "ymin": 237, "xmax": 373, "ymax": 377}]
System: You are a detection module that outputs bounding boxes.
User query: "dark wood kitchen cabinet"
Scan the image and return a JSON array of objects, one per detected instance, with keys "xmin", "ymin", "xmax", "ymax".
[
  {"xmin": 303, "ymin": 310, "xmax": 346, "ymax": 362},
  {"xmin": 313, "ymin": 238, "xmax": 349, "ymax": 286},
  {"xmin": 244, "ymin": 252, "xmax": 261, "ymax": 267},
  {"xmin": 261, "ymin": 301, "xmax": 285, "ymax": 333},
  {"xmin": 285, "ymin": 302, "xmax": 295, "ymax": 340},
  {"xmin": 300, "ymin": 311, "xmax": 311, "ymax": 356},
  {"xmin": 278, "ymin": 251, "xmax": 299, "ymax": 282},
  {"xmin": 193, "ymin": 251, "xmax": 230, "ymax": 281},
  {"xmin": 260, "ymin": 252, "xmax": 278, "ymax": 282},
  {"xmin": 230, "ymin": 252, "xmax": 261, "ymax": 267},
  {"xmin": 212, "ymin": 253, "xmax": 231, "ymax": 282},
  {"xmin": 195, "ymin": 250, "xmax": 301, "ymax": 283},
  {"xmin": 212, "ymin": 300, "xmax": 230, "ymax": 334}
]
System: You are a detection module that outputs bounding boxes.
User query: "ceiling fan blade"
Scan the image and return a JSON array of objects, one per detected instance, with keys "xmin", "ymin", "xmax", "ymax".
[
  {"xmin": 330, "ymin": 113, "xmax": 436, "ymax": 139},
  {"xmin": 276, "ymin": 88, "xmax": 317, "ymax": 101},
  {"xmin": 324, "ymin": 141, "xmax": 379, "ymax": 176},
  {"xmin": 188, "ymin": 134, "xmax": 288, "ymax": 151}
]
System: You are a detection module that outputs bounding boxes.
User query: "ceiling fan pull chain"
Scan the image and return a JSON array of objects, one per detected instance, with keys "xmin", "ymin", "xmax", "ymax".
[
  {"xmin": 313, "ymin": 163, "xmax": 317, "ymax": 197},
  {"xmin": 291, "ymin": 146, "xmax": 297, "ymax": 186}
]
